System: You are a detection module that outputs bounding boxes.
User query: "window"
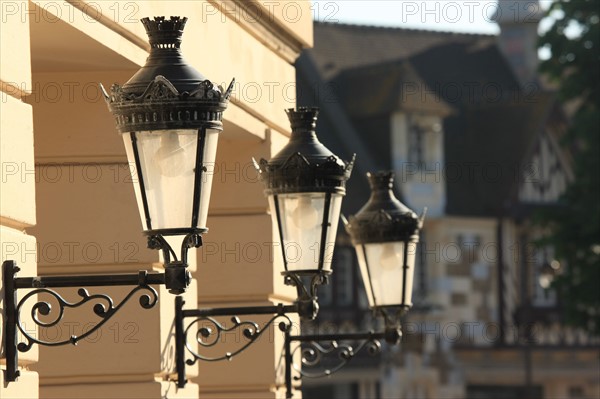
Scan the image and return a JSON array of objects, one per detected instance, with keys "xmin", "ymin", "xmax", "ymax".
[
  {"xmin": 406, "ymin": 115, "xmax": 442, "ymax": 170},
  {"xmin": 531, "ymin": 245, "xmax": 558, "ymax": 307},
  {"xmin": 408, "ymin": 122, "xmax": 424, "ymax": 167}
]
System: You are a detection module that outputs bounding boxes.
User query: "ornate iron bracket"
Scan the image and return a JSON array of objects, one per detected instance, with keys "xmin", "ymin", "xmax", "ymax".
[
  {"xmin": 283, "ymin": 270, "xmax": 329, "ymax": 304},
  {"xmin": 2, "ymin": 260, "xmax": 164, "ymax": 383},
  {"xmin": 146, "ymin": 231, "xmax": 202, "ymax": 267},
  {"xmin": 282, "ymin": 327, "xmax": 401, "ymax": 398},
  {"xmin": 146, "ymin": 231, "xmax": 200, "ymax": 294},
  {"xmin": 174, "ymin": 296, "xmax": 307, "ymax": 388}
]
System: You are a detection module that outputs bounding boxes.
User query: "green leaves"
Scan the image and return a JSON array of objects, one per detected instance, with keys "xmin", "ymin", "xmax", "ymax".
[{"xmin": 536, "ymin": 0, "xmax": 600, "ymax": 334}]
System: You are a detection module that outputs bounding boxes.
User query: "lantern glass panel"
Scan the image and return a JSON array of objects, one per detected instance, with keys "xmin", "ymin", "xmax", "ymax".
[
  {"xmin": 122, "ymin": 128, "xmax": 219, "ymax": 231},
  {"xmin": 123, "ymin": 134, "xmax": 146, "ymax": 230},
  {"xmin": 269, "ymin": 192, "xmax": 342, "ymax": 272},
  {"xmin": 355, "ymin": 241, "xmax": 417, "ymax": 308},
  {"xmin": 196, "ymin": 128, "xmax": 219, "ymax": 229}
]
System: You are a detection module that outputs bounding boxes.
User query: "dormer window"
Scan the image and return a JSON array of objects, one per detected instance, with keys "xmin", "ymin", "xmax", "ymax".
[
  {"xmin": 408, "ymin": 122, "xmax": 425, "ymax": 167},
  {"xmin": 407, "ymin": 114, "xmax": 443, "ymax": 170}
]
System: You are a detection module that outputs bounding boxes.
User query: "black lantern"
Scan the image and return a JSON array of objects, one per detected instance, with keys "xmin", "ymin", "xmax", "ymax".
[
  {"xmin": 255, "ymin": 107, "xmax": 354, "ymax": 303},
  {"xmin": 346, "ymin": 172, "xmax": 424, "ymax": 329},
  {"xmin": 101, "ymin": 16, "xmax": 234, "ymax": 293}
]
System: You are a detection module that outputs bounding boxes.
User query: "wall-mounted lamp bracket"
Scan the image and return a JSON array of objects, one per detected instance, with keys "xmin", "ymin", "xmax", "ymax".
[
  {"xmin": 282, "ymin": 327, "xmax": 401, "ymax": 398},
  {"xmin": 2, "ymin": 260, "xmax": 166, "ymax": 383},
  {"xmin": 146, "ymin": 231, "xmax": 200, "ymax": 294},
  {"xmin": 173, "ymin": 296, "xmax": 317, "ymax": 388}
]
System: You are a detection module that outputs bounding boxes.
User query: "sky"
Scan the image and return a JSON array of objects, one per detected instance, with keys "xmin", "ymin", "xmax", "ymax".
[{"xmin": 311, "ymin": 0, "xmax": 555, "ymax": 34}]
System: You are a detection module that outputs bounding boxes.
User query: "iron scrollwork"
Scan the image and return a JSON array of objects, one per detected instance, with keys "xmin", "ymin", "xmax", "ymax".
[
  {"xmin": 291, "ymin": 336, "xmax": 382, "ymax": 379},
  {"xmin": 183, "ymin": 313, "xmax": 293, "ymax": 363},
  {"xmin": 2, "ymin": 260, "xmax": 164, "ymax": 383},
  {"xmin": 16, "ymin": 285, "xmax": 158, "ymax": 352},
  {"xmin": 174, "ymin": 296, "xmax": 300, "ymax": 388},
  {"xmin": 282, "ymin": 330, "xmax": 389, "ymax": 398}
]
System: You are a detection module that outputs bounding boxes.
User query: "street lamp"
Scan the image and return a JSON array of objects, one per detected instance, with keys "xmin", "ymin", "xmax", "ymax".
[
  {"xmin": 171, "ymin": 170, "xmax": 426, "ymax": 397},
  {"xmin": 2, "ymin": 16, "xmax": 424, "ymax": 395},
  {"xmin": 174, "ymin": 108, "xmax": 355, "ymax": 386},
  {"xmin": 101, "ymin": 16, "xmax": 234, "ymax": 294},
  {"xmin": 278, "ymin": 171, "xmax": 425, "ymax": 397},
  {"xmin": 1, "ymin": 15, "xmax": 234, "ymax": 383},
  {"xmin": 255, "ymin": 107, "xmax": 355, "ymax": 306},
  {"xmin": 345, "ymin": 171, "xmax": 424, "ymax": 341}
]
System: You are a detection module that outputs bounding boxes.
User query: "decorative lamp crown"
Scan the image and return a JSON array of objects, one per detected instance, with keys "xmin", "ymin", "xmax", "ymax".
[
  {"xmin": 346, "ymin": 171, "xmax": 422, "ymax": 244},
  {"xmin": 100, "ymin": 16, "xmax": 235, "ymax": 133},
  {"xmin": 287, "ymin": 107, "xmax": 319, "ymax": 131},
  {"xmin": 255, "ymin": 107, "xmax": 355, "ymax": 195},
  {"xmin": 141, "ymin": 16, "xmax": 187, "ymax": 48}
]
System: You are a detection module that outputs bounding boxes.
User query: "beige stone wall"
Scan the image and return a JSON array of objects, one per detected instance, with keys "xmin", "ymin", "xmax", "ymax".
[
  {"xmin": 0, "ymin": 1, "xmax": 38, "ymax": 397},
  {"xmin": 190, "ymin": 1, "xmax": 311, "ymax": 395},
  {"xmin": 1, "ymin": 0, "xmax": 312, "ymax": 398}
]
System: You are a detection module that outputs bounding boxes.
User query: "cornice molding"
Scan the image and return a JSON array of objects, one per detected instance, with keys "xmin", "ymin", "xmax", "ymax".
[{"xmin": 210, "ymin": 0, "xmax": 309, "ymax": 64}]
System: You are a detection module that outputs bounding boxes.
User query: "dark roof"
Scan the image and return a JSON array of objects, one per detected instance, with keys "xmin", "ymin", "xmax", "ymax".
[
  {"xmin": 296, "ymin": 21, "xmax": 556, "ymax": 217},
  {"xmin": 296, "ymin": 52, "xmax": 381, "ymax": 214},
  {"xmin": 328, "ymin": 39, "xmax": 522, "ymax": 118},
  {"xmin": 444, "ymin": 92, "xmax": 556, "ymax": 216},
  {"xmin": 408, "ymin": 41, "xmax": 522, "ymax": 107},
  {"xmin": 312, "ymin": 21, "xmax": 495, "ymax": 81},
  {"xmin": 334, "ymin": 60, "xmax": 455, "ymax": 118}
]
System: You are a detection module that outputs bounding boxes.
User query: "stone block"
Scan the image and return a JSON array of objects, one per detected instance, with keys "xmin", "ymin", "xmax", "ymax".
[
  {"xmin": 0, "ymin": 96, "xmax": 35, "ymax": 226},
  {"xmin": 0, "ymin": 0, "xmax": 32, "ymax": 95}
]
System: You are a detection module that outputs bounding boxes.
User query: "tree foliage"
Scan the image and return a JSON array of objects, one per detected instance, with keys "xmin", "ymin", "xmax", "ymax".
[{"xmin": 537, "ymin": 0, "xmax": 600, "ymax": 334}]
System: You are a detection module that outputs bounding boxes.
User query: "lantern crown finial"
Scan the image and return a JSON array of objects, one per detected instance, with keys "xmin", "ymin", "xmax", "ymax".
[
  {"xmin": 367, "ymin": 171, "xmax": 394, "ymax": 192},
  {"xmin": 141, "ymin": 16, "xmax": 188, "ymax": 48},
  {"xmin": 285, "ymin": 107, "xmax": 319, "ymax": 132}
]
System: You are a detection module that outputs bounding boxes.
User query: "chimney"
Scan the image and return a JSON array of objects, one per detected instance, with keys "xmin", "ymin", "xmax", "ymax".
[{"xmin": 493, "ymin": 0, "xmax": 542, "ymax": 86}]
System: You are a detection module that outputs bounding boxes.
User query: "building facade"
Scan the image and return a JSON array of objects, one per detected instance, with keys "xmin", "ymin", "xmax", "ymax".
[
  {"xmin": 1, "ymin": 1, "xmax": 313, "ymax": 398},
  {"xmin": 295, "ymin": 10, "xmax": 600, "ymax": 399}
]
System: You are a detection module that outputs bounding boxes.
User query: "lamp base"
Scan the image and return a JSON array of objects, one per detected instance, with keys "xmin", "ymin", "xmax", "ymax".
[
  {"xmin": 282, "ymin": 270, "xmax": 330, "ymax": 307},
  {"xmin": 165, "ymin": 261, "xmax": 192, "ymax": 295}
]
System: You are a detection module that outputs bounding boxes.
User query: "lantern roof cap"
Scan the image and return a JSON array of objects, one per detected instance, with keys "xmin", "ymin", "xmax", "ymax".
[
  {"xmin": 346, "ymin": 171, "xmax": 424, "ymax": 244},
  {"xmin": 255, "ymin": 107, "xmax": 355, "ymax": 195},
  {"xmin": 101, "ymin": 16, "xmax": 234, "ymax": 133}
]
